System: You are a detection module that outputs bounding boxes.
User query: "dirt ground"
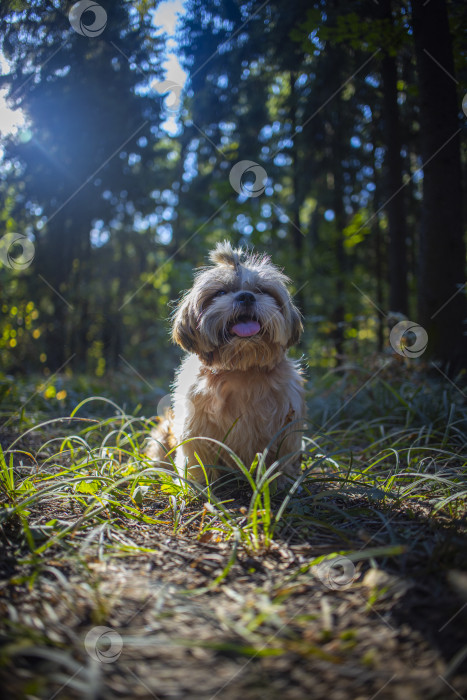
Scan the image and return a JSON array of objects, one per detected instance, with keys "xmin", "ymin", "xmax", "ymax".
[{"xmin": 1, "ymin": 490, "xmax": 467, "ymax": 700}]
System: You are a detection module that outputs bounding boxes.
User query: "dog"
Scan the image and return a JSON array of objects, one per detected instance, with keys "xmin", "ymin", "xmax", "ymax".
[{"xmin": 146, "ymin": 241, "xmax": 306, "ymax": 486}]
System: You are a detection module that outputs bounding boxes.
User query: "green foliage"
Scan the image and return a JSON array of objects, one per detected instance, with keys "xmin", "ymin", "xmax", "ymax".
[
  {"xmin": 0, "ymin": 0, "xmax": 465, "ymax": 374},
  {"xmin": 343, "ymin": 210, "xmax": 372, "ymax": 249},
  {"xmin": 292, "ymin": 9, "xmax": 406, "ymax": 56}
]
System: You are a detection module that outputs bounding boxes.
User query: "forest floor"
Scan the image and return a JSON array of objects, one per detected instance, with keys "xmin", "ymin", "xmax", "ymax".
[{"xmin": 1, "ymin": 360, "xmax": 467, "ymax": 700}]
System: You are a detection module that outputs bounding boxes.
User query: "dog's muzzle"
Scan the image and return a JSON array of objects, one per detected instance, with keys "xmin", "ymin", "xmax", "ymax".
[{"xmin": 230, "ymin": 293, "xmax": 261, "ymax": 337}]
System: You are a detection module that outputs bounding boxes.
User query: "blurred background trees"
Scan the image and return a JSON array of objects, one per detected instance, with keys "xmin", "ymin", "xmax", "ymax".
[{"xmin": 0, "ymin": 0, "xmax": 466, "ymax": 386}]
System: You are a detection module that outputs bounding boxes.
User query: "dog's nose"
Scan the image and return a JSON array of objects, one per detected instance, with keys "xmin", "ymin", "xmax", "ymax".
[{"xmin": 235, "ymin": 291, "xmax": 256, "ymax": 306}]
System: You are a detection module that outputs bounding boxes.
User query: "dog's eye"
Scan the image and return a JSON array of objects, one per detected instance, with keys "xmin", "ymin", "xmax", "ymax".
[{"xmin": 214, "ymin": 289, "xmax": 227, "ymax": 297}]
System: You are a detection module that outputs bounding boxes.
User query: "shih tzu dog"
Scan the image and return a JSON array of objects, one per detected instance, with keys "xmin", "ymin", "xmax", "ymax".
[{"xmin": 146, "ymin": 241, "xmax": 305, "ymax": 485}]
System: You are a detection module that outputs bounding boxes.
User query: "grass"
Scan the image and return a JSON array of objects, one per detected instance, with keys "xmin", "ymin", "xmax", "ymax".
[{"xmin": 1, "ymin": 359, "xmax": 467, "ymax": 698}]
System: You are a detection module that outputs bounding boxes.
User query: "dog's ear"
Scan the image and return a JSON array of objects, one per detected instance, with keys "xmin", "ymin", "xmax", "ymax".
[
  {"xmin": 287, "ymin": 303, "xmax": 303, "ymax": 348},
  {"xmin": 172, "ymin": 298, "xmax": 198, "ymax": 352}
]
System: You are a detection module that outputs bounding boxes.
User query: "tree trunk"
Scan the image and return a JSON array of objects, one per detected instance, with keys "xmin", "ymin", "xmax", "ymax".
[
  {"xmin": 379, "ymin": 0, "xmax": 408, "ymax": 315},
  {"xmin": 288, "ymin": 71, "xmax": 306, "ymax": 316},
  {"xmin": 412, "ymin": 0, "xmax": 466, "ymax": 371},
  {"xmin": 370, "ymin": 118, "xmax": 386, "ymax": 352},
  {"xmin": 331, "ymin": 87, "xmax": 346, "ymax": 367}
]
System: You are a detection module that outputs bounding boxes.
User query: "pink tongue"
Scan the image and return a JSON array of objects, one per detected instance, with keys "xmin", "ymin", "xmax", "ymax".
[{"xmin": 231, "ymin": 320, "xmax": 261, "ymax": 337}]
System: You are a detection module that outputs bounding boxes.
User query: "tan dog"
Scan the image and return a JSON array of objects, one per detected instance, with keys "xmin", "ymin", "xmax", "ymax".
[{"xmin": 147, "ymin": 241, "xmax": 306, "ymax": 485}]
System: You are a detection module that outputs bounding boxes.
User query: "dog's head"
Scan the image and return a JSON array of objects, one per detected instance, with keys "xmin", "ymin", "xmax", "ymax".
[{"xmin": 172, "ymin": 241, "xmax": 302, "ymax": 370}]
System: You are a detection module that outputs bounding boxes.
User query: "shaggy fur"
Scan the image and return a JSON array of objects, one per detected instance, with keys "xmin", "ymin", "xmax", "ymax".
[{"xmin": 146, "ymin": 241, "xmax": 306, "ymax": 484}]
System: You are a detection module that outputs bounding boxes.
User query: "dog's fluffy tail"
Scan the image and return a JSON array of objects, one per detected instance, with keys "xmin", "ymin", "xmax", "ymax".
[{"xmin": 145, "ymin": 411, "xmax": 177, "ymax": 467}]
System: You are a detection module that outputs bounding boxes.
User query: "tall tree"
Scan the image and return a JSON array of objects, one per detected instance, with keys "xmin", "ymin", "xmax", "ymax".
[
  {"xmin": 0, "ymin": 0, "xmax": 166, "ymax": 371},
  {"xmin": 412, "ymin": 0, "xmax": 466, "ymax": 371},
  {"xmin": 378, "ymin": 0, "xmax": 408, "ymax": 315}
]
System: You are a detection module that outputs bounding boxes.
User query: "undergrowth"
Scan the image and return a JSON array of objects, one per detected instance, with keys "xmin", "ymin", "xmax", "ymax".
[
  {"xmin": 1, "ymin": 361, "xmax": 466, "ymax": 586},
  {"xmin": 1, "ymin": 362, "xmax": 467, "ymax": 699}
]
